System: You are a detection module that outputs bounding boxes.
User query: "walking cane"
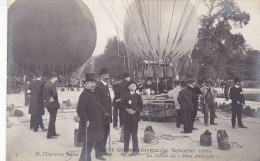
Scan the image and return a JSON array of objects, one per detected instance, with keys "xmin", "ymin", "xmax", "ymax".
[
  {"xmin": 85, "ymin": 122, "xmax": 88, "ymax": 161},
  {"xmin": 109, "ymin": 128, "xmax": 111, "ymax": 161}
]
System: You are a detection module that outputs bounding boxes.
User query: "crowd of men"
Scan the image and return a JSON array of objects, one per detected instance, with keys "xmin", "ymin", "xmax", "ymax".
[
  {"xmin": 26, "ymin": 71, "xmax": 60, "ymax": 139},
  {"xmin": 24, "ymin": 68, "xmax": 248, "ymax": 161}
]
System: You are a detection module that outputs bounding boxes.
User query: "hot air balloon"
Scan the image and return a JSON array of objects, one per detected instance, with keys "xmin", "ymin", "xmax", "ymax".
[
  {"xmin": 8, "ymin": 0, "xmax": 97, "ymax": 75},
  {"xmin": 123, "ymin": 0, "xmax": 199, "ymax": 78}
]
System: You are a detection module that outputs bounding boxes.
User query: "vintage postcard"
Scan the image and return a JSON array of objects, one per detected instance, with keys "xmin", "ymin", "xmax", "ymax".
[{"xmin": 3, "ymin": 0, "xmax": 260, "ymax": 161}]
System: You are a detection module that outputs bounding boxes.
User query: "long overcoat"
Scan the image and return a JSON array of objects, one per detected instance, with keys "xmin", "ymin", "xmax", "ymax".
[
  {"xmin": 28, "ymin": 80, "xmax": 45, "ymax": 115},
  {"xmin": 94, "ymin": 82, "xmax": 112, "ymax": 125},
  {"xmin": 77, "ymin": 88, "xmax": 104, "ymax": 143}
]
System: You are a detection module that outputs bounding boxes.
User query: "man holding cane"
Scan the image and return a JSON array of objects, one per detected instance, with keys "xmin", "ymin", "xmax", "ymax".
[{"xmin": 77, "ymin": 73, "xmax": 104, "ymax": 161}]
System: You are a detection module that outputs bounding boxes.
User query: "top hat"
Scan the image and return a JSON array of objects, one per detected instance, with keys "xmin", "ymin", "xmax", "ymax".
[
  {"xmin": 84, "ymin": 73, "xmax": 96, "ymax": 83},
  {"xmin": 123, "ymin": 73, "xmax": 130, "ymax": 78},
  {"xmin": 234, "ymin": 78, "xmax": 240, "ymax": 83},
  {"xmin": 99, "ymin": 68, "xmax": 109, "ymax": 75}
]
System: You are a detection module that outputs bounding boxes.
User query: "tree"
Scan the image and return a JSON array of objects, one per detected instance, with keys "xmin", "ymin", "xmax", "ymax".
[
  {"xmin": 190, "ymin": 0, "xmax": 250, "ymax": 80},
  {"xmin": 94, "ymin": 37, "xmax": 128, "ymax": 79}
]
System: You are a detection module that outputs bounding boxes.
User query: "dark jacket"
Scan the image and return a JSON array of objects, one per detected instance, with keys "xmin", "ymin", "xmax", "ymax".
[
  {"xmin": 77, "ymin": 89, "xmax": 104, "ymax": 143},
  {"xmin": 187, "ymin": 85, "xmax": 201, "ymax": 107},
  {"xmin": 230, "ymin": 86, "xmax": 245, "ymax": 104},
  {"xmin": 94, "ymin": 82, "xmax": 112, "ymax": 125},
  {"xmin": 119, "ymin": 80, "xmax": 130, "ymax": 99},
  {"xmin": 112, "ymin": 83, "xmax": 121, "ymax": 108},
  {"xmin": 121, "ymin": 92, "xmax": 143, "ymax": 122},
  {"xmin": 43, "ymin": 81, "xmax": 60, "ymax": 109},
  {"xmin": 28, "ymin": 80, "xmax": 45, "ymax": 115},
  {"xmin": 177, "ymin": 88, "xmax": 194, "ymax": 111}
]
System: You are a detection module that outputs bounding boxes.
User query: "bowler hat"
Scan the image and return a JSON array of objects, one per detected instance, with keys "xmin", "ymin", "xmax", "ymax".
[
  {"xmin": 99, "ymin": 68, "xmax": 109, "ymax": 75},
  {"xmin": 84, "ymin": 73, "xmax": 96, "ymax": 83},
  {"xmin": 50, "ymin": 72, "xmax": 58, "ymax": 78},
  {"xmin": 234, "ymin": 78, "xmax": 240, "ymax": 83},
  {"xmin": 128, "ymin": 81, "xmax": 137, "ymax": 87},
  {"xmin": 35, "ymin": 71, "xmax": 42, "ymax": 77},
  {"xmin": 188, "ymin": 78, "xmax": 197, "ymax": 83},
  {"xmin": 123, "ymin": 73, "xmax": 130, "ymax": 78}
]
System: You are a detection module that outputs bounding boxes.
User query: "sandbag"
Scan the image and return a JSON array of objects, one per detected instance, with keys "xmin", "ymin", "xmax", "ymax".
[
  {"xmin": 144, "ymin": 65, "xmax": 154, "ymax": 78},
  {"xmin": 14, "ymin": 109, "xmax": 24, "ymax": 117},
  {"xmin": 166, "ymin": 66, "xmax": 173, "ymax": 78},
  {"xmin": 144, "ymin": 125, "xmax": 155, "ymax": 143},
  {"xmin": 155, "ymin": 66, "xmax": 164, "ymax": 78},
  {"xmin": 74, "ymin": 116, "xmax": 80, "ymax": 123},
  {"xmin": 217, "ymin": 129, "xmax": 231, "ymax": 150},
  {"xmin": 74, "ymin": 129, "xmax": 84, "ymax": 147},
  {"xmin": 200, "ymin": 130, "xmax": 212, "ymax": 146}
]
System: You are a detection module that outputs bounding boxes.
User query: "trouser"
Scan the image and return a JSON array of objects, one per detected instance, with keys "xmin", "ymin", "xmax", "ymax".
[
  {"xmin": 181, "ymin": 110, "xmax": 192, "ymax": 133},
  {"xmin": 47, "ymin": 108, "xmax": 58, "ymax": 137},
  {"xmin": 113, "ymin": 105, "xmax": 123, "ymax": 127},
  {"xmin": 95, "ymin": 124, "xmax": 110, "ymax": 157},
  {"xmin": 124, "ymin": 118, "xmax": 139, "ymax": 152},
  {"xmin": 79, "ymin": 142, "xmax": 94, "ymax": 161},
  {"xmin": 25, "ymin": 94, "xmax": 30, "ymax": 106},
  {"xmin": 176, "ymin": 109, "xmax": 182, "ymax": 128},
  {"xmin": 33, "ymin": 114, "xmax": 45, "ymax": 130},
  {"xmin": 203, "ymin": 103, "xmax": 215, "ymax": 124},
  {"xmin": 231, "ymin": 103, "xmax": 243, "ymax": 127},
  {"xmin": 224, "ymin": 90, "xmax": 229, "ymax": 101},
  {"xmin": 30, "ymin": 115, "xmax": 35, "ymax": 129},
  {"xmin": 191, "ymin": 102, "xmax": 198, "ymax": 127}
]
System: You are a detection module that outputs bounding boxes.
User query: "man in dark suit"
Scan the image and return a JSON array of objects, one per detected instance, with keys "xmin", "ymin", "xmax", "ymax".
[
  {"xmin": 28, "ymin": 72, "xmax": 47, "ymax": 132},
  {"xmin": 121, "ymin": 81, "xmax": 143, "ymax": 156},
  {"xmin": 43, "ymin": 72, "xmax": 60, "ymax": 139},
  {"xmin": 118, "ymin": 73, "xmax": 131, "ymax": 127},
  {"xmin": 94, "ymin": 68, "xmax": 112, "ymax": 159},
  {"xmin": 187, "ymin": 78, "xmax": 201, "ymax": 130},
  {"xmin": 177, "ymin": 81, "xmax": 194, "ymax": 133},
  {"xmin": 230, "ymin": 78, "xmax": 247, "ymax": 129},
  {"xmin": 77, "ymin": 73, "xmax": 104, "ymax": 161}
]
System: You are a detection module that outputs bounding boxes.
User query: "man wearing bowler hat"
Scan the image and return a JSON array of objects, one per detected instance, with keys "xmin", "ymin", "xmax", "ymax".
[
  {"xmin": 94, "ymin": 68, "xmax": 112, "ymax": 159},
  {"xmin": 77, "ymin": 73, "xmax": 104, "ymax": 161},
  {"xmin": 230, "ymin": 78, "xmax": 247, "ymax": 128},
  {"xmin": 43, "ymin": 72, "xmax": 60, "ymax": 139}
]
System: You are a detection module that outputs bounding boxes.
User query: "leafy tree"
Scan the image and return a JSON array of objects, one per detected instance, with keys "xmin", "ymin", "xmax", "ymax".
[
  {"xmin": 94, "ymin": 37, "xmax": 128, "ymax": 79},
  {"xmin": 190, "ymin": 0, "xmax": 251, "ymax": 80}
]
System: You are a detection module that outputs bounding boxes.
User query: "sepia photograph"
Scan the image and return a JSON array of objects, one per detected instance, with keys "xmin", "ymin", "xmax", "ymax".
[{"xmin": 2, "ymin": 0, "xmax": 260, "ymax": 161}]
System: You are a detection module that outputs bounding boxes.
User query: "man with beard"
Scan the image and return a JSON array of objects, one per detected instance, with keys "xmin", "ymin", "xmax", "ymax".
[
  {"xmin": 43, "ymin": 72, "xmax": 60, "ymax": 139},
  {"xmin": 187, "ymin": 78, "xmax": 202, "ymax": 130},
  {"xmin": 77, "ymin": 73, "xmax": 104, "ymax": 161},
  {"xmin": 94, "ymin": 68, "xmax": 112, "ymax": 159},
  {"xmin": 28, "ymin": 71, "xmax": 47, "ymax": 132}
]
